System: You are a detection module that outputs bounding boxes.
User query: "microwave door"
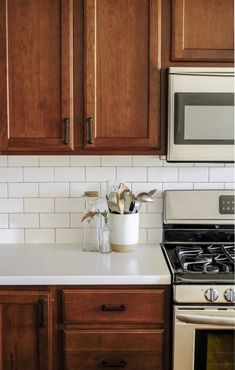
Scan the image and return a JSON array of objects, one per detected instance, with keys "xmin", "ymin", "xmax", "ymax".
[{"xmin": 167, "ymin": 71, "xmax": 234, "ymax": 162}]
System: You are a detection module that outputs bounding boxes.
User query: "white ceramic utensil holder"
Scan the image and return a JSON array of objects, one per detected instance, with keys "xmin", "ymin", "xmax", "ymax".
[{"xmin": 109, "ymin": 213, "xmax": 139, "ymax": 252}]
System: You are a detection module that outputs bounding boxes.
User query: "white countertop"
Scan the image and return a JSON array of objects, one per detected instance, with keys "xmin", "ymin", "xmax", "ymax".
[{"xmin": 0, "ymin": 244, "xmax": 171, "ymax": 285}]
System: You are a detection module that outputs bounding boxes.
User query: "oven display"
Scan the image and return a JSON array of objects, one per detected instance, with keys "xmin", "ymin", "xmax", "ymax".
[{"xmin": 194, "ymin": 330, "xmax": 234, "ymax": 370}]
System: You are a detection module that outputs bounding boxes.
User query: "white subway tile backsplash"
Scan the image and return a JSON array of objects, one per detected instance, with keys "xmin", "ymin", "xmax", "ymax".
[
  {"xmin": 148, "ymin": 167, "xmax": 178, "ymax": 182},
  {"xmin": 8, "ymin": 156, "xmax": 38, "ymax": 167},
  {"xmin": 0, "ymin": 155, "xmax": 233, "ymax": 244},
  {"xmin": 194, "ymin": 183, "xmax": 224, "ymax": 189},
  {"xmin": 56, "ymin": 228, "xmax": 82, "ymax": 243},
  {"xmin": 225, "ymin": 183, "xmax": 235, "ymax": 189},
  {"xmin": 147, "ymin": 198, "xmax": 163, "ymax": 213},
  {"xmin": 70, "ymin": 155, "xmax": 101, "ymax": 166},
  {"xmin": 163, "ymin": 182, "xmax": 193, "ymax": 191},
  {"xmin": 71, "ymin": 213, "xmax": 83, "ymax": 228},
  {"xmin": 55, "ymin": 198, "xmax": 84, "ymax": 212},
  {"xmin": 138, "ymin": 228, "xmax": 148, "ymax": 243},
  {"xmin": 24, "ymin": 198, "xmax": 54, "ymax": 213},
  {"xmin": 133, "ymin": 156, "xmax": 162, "ymax": 167},
  {"xmin": 139, "ymin": 213, "xmax": 162, "ymax": 228},
  {"xmin": 117, "ymin": 167, "xmax": 147, "ymax": 182},
  {"xmin": 39, "ymin": 156, "xmax": 69, "ymax": 166},
  {"xmin": 0, "ymin": 199, "xmax": 23, "ymax": 213},
  {"xmin": 0, "ymin": 214, "xmax": 8, "ymax": 228},
  {"xmin": 179, "ymin": 167, "xmax": 208, "ymax": 182},
  {"xmin": 0, "ymin": 184, "xmax": 7, "ymax": 198},
  {"xmin": 9, "ymin": 183, "xmax": 38, "ymax": 197},
  {"xmin": 55, "ymin": 167, "xmax": 85, "ymax": 182},
  {"xmin": 209, "ymin": 167, "xmax": 235, "ymax": 182},
  {"xmin": 86, "ymin": 167, "xmax": 116, "ymax": 182},
  {"xmin": 0, "ymin": 156, "xmax": 7, "ymax": 166},
  {"xmin": 9, "ymin": 214, "xmax": 39, "ymax": 228},
  {"xmin": 0, "ymin": 229, "xmax": 24, "ymax": 243},
  {"xmin": 70, "ymin": 182, "xmax": 100, "ymax": 197},
  {"xmin": 148, "ymin": 228, "xmax": 162, "ymax": 244},
  {"xmin": 39, "ymin": 183, "xmax": 69, "ymax": 198},
  {"xmin": 102, "ymin": 156, "xmax": 132, "ymax": 167},
  {"xmin": 0, "ymin": 168, "xmax": 23, "ymax": 182},
  {"xmin": 24, "ymin": 167, "xmax": 54, "ymax": 182},
  {"xmin": 40, "ymin": 213, "xmax": 70, "ymax": 228},
  {"xmin": 25, "ymin": 229, "xmax": 55, "ymax": 243},
  {"xmin": 132, "ymin": 183, "xmax": 162, "ymax": 197}
]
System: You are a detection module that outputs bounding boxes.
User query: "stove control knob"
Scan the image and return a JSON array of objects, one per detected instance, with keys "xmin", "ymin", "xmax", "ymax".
[
  {"xmin": 205, "ymin": 288, "xmax": 218, "ymax": 302},
  {"xmin": 224, "ymin": 289, "xmax": 235, "ymax": 302}
]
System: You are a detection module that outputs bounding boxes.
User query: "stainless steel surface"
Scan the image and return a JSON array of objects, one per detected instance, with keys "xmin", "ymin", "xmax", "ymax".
[
  {"xmin": 174, "ymin": 285, "xmax": 235, "ymax": 304},
  {"xmin": 136, "ymin": 192, "xmax": 154, "ymax": 203},
  {"xmin": 224, "ymin": 288, "xmax": 235, "ymax": 302},
  {"xmin": 167, "ymin": 67, "xmax": 234, "ymax": 162},
  {"xmin": 204, "ymin": 288, "xmax": 218, "ymax": 302},
  {"xmin": 176, "ymin": 313, "xmax": 235, "ymax": 326},
  {"xmin": 173, "ymin": 305, "xmax": 235, "ymax": 370},
  {"xmin": 164, "ymin": 190, "xmax": 234, "ymax": 224}
]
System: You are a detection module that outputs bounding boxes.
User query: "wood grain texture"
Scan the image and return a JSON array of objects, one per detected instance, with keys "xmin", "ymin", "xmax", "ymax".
[
  {"xmin": 62, "ymin": 289, "xmax": 165, "ymax": 324},
  {"xmin": 84, "ymin": 0, "xmax": 161, "ymax": 152},
  {"xmin": 0, "ymin": 290, "xmax": 53, "ymax": 370},
  {"xmin": 172, "ymin": 0, "xmax": 234, "ymax": 61},
  {"xmin": 0, "ymin": 0, "xmax": 74, "ymax": 151},
  {"xmin": 64, "ymin": 329, "xmax": 164, "ymax": 370}
]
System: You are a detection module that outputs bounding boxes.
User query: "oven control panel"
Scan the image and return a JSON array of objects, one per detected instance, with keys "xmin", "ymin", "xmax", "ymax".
[
  {"xmin": 219, "ymin": 195, "xmax": 235, "ymax": 214},
  {"xmin": 174, "ymin": 285, "xmax": 235, "ymax": 304}
]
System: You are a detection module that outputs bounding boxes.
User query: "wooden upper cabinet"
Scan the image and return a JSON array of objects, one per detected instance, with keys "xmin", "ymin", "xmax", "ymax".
[
  {"xmin": 83, "ymin": 0, "xmax": 161, "ymax": 152},
  {"xmin": 0, "ymin": 0, "xmax": 74, "ymax": 152},
  {"xmin": 172, "ymin": 0, "xmax": 234, "ymax": 62},
  {"xmin": 0, "ymin": 290, "xmax": 52, "ymax": 370}
]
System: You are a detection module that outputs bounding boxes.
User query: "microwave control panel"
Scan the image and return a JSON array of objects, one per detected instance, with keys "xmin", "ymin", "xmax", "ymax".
[{"xmin": 219, "ymin": 195, "xmax": 235, "ymax": 214}]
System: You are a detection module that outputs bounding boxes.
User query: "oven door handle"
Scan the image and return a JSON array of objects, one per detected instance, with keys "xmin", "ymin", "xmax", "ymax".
[{"xmin": 176, "ymin": 314, "xmax": 235, "ymax": 326}]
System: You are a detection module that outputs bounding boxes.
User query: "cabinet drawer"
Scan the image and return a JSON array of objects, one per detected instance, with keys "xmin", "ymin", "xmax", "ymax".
[
  {"xmin": 64, "ymin": 330, "xmax": 164, "ymax": 370},
  {"xmin": 62, "ymin": 289, "xmax": 165, "ymax": 324}
]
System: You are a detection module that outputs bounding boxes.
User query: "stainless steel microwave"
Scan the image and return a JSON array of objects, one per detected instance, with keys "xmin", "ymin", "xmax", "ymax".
[{"xmin": 167, "ymin": 67, "xmax": 234, "ymax": 162}]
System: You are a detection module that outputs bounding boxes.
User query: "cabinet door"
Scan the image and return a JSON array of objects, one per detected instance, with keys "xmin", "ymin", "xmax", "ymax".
[
  {"xmin": 0, "ymin": 291, "xmax": 52, "ymax": 370},
  {"xmin": 0, "ymin": 0, "xmax": 73, "ymax": 152},
  {"xmin": 64, "ymin": 329, "xmax": 164, "ymax": 370},
  {"xmin": 84, "ymin": 0, "xmax": 161, "ymax": 153},
  {"xmin": 172, "ymin": 0, "xmax": 234, "ymax": 61}
]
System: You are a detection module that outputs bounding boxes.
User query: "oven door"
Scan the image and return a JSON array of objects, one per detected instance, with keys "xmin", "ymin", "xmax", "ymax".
[
  {"xmin": 167, "ymin": 69, "xmax": 234, "ymax": 162},
  {"xmin": 173, "ymin": 306, "xmax": 235, "ymax": 370}
]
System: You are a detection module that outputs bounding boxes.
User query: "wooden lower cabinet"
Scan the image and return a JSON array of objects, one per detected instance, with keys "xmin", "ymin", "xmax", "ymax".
[
  {"xmin": 0, "ymin": 290, "xmax": 53, "ymax": 370},
  {"xmin": 61, "ymin": 287, "xmax": 170, "ymax": 370},
  {"xmin": 64, "ymin": 330, "xmax": 164, "ymax": 370}
]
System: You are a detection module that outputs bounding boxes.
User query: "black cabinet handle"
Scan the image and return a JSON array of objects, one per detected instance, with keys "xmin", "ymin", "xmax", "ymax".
[
  {"xmin": 101, "ymin": 304, "xmax": 127, "ymax": 312},
  {"xmin": 38, "ymin": 298, "xmax": 47, "ymax": 328},
  {"xmin": 102, "ymin": 360, "xmax": 127, "ymax": 368},
  {"xmin": 87, "ymin": 117, "xmax": 93, "ymax": 144},
  {"xmin": 63, "ymin": 117, "xmax": 69, "ymax": 144}
]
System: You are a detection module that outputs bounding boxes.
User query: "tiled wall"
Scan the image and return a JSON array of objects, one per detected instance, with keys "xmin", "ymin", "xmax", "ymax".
[{"xmin": 0, "ymin": 155, "xmax": 234, "ymax": 244}]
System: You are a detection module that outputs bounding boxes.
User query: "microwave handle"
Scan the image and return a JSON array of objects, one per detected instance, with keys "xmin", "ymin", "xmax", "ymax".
[{"xmin": 176, "ymin": 313, "xmax": 235, "ymax": 326}]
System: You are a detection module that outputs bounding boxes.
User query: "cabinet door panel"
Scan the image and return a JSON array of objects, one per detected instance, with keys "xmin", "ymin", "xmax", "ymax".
[
  {"xmin": 0, "ymin": 0, "xmax": 73, "ymax": 152},
  {"xmin": 0, "ymin": 291, "xmax": 52, "ymax": 370},
  {"xmin": 64, "ymin": 329, "xmax": 164, "ymax": 370},
  {"xmin": 84, "ymin": 0, "xmax": 161, "ymax": 151},
  {"xmin": 172, "ymin": 0, "xmax": 234, "ymax": 61}
]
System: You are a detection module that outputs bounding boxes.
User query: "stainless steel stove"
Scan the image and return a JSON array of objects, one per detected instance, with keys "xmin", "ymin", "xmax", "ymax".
[{"xmin": 161, "ymin": 190, "xmax": 235, "ymax": 370}]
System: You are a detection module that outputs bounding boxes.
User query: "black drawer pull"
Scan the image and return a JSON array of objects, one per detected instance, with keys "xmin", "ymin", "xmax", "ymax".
[
  {"xmin": 63, "ymin": 117, "xmax": 69, "ymax": 144},
  {"xmin": 102, "ymin": 360, "xmax": 127, "ymax": 368},
  {"xmin": 38, "ymin": 298, "xmax": 47, "ymax": 328},
  {"xmin": 87, "ymin": 117, "xmax": 93, "ymax": 144},
  {"xmin": 101, "ymin": 304, "xmax": 127, "ymax": 312}
]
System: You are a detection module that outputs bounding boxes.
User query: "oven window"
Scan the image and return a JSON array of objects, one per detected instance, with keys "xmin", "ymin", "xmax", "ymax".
[
  {"xmin": 194, "ymin": 330, "xmax": 234, "ymax": 370},
  {"xmin": 174, "ymin": 93, "xmax": 234, "ymax": 144}
]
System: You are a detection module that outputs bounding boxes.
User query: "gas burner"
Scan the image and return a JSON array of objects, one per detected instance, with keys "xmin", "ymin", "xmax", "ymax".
[{"xmin": 174, "ymin": 243, "xmax": 235, "ymax": 275}]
